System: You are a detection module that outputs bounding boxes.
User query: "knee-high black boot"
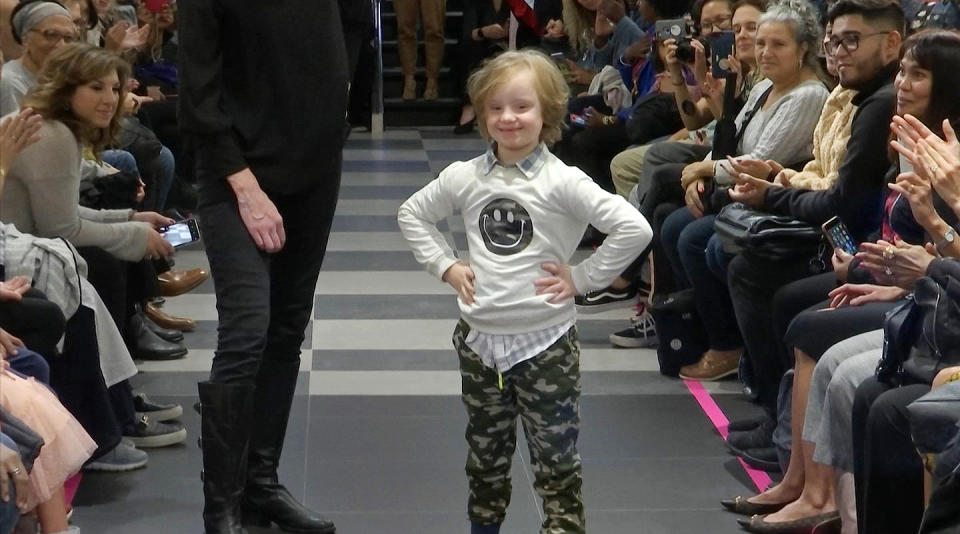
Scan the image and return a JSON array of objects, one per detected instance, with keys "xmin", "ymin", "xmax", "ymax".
[
  {"xmin": 199, "ymin": 381, "xmax": 255, "ymax": 534},
  {"xmin": 242, "ymin": 359, "xmax": 335, "ymax": 533}
]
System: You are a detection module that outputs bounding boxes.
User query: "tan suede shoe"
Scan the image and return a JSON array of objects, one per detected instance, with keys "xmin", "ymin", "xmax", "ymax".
[{"xmin": 678, "ymin": 350, "xmax": 740, "ymax": 381}]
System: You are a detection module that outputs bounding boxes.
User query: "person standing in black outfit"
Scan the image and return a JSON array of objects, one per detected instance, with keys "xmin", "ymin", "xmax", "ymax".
[
  {"xmin": 724, "ymin": 0, "xmax": 903, "ymax": 417},
  {"xmin": 179, "ymin": 2, "xmax": 348, "ymax": 534}
]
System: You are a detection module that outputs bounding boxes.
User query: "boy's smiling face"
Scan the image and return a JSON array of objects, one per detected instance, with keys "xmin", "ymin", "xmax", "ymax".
[{"xmin": 484, "ymin": 69, "xmax": 543, "ymax": 164}]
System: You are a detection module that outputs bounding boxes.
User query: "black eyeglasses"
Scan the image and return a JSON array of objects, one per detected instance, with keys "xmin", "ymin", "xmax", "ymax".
[
  {"xmin": 30, "ymin": 29, "xmax": 79, "ymax": 44},
  {"xmin": 823, "ymin": 31, "xmax": 889, "ymax": 55}
]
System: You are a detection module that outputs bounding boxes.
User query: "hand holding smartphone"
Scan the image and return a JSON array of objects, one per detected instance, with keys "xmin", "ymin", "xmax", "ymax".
[
  {"xmin": 821, "ymin": 216, "xmax": 857, "ymax": 255},
  {"xmin": 160, "ymin": 218, "xmax": 202, "ymax": 248}
]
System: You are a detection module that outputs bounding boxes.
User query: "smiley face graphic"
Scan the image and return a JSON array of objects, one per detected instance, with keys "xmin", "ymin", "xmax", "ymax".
[{"xmin": 478, "ymin": 198, "xmax": 534, "ymax": 255}]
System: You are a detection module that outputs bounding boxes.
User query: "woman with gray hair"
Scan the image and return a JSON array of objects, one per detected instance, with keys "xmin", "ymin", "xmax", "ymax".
[
  {"xmin": 0, "ymin": 0, "xmax": 78, "ymax": 115},
  {"xmin": 658, "ymin": 0, "xmax": 829, "ymax": 383}
]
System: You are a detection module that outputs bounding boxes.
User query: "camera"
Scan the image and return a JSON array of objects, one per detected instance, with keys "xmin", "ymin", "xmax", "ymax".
[{"xmin": 675, "ymin": 37, "xmax": 697, "ymax": 64}]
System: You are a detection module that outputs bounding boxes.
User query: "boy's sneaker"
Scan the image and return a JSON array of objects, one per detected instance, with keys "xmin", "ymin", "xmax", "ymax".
[
  {"xmin": 576, "ymin": 285, "xmax": 638, "ymax": 313},
  {"xmin": 609, "ymin": 309, "xmax": 658, "ymax": 348},
  {"xmin": 123, "ymin": 415, "xmax": 187, "ymax": 448},
  {"xmin": 84, "ymin": 441, "xmax": 148, "ymax": 472},
  {"xmin": 133, "ymin": 392, "xmax": 183, "ymax": 422}
]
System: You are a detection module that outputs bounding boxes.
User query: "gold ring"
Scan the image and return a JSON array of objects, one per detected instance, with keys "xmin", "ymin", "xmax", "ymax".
[
  {"xmin": 882, "ymin": 246, "xmax": 896, "ymax": 260},
  {"xmin": 10, "ymin": 466, "xmax": 21, "ymax": 475}
]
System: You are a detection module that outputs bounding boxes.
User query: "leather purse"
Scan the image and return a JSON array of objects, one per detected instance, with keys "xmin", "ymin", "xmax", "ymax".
[
  {"xmin": 876, "ymin": 266, "xmax": 960, "ymax": 387},
  {"xmin": 0, "ymin": 406, "xmax": 44, "ymax": 473},
  {"xmin": 713, "ymin": 203, "xmax": 826, "ymax": 268},
  {"xmin": 907, "ymin": 381, "xmax": 960, "ymax": 454}
]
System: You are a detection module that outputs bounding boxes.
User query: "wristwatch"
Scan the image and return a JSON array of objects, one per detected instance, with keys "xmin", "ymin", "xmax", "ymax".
[{"xmin": 936, "ymin": 227, "xmax": 956, "ymax": 252}]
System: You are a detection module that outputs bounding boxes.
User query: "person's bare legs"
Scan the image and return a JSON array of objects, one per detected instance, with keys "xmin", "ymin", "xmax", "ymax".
[
  {"xmin": 35, "ymin": 486, "xmax": 69, "ymax": 533},
  {"xmin": 744, "ymin": 348, "xmax": 815, "ymax": 506},
  {"xmin": 759, "ymin": 349, "xmax": 836, "ymax": 522}
]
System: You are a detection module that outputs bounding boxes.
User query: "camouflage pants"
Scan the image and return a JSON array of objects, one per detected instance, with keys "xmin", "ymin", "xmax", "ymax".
[{"xmin": 453, "ymin": 319, "xmax": 585, "ymax": 534}]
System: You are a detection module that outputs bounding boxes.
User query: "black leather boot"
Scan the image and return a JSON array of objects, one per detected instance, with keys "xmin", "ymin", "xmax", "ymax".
[
  {"xmin": 199, "ymin": 381, "xmax": 255, "ymax": 534},
  {"xmin": 242, "ymin": 360, "xmax": 335, "ymax": 533}
]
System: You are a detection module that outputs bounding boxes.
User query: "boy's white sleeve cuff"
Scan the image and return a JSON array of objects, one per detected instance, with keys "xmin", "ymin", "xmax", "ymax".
[
  {"xmin": 570, "ymin": 264, "xmax": 594, "ymax": 296},
  {"xmin": 428, "ymin": 256, "xmax": 460, "ymax": 281}
]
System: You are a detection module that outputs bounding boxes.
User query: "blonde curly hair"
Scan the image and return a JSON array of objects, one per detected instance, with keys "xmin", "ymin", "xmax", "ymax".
[
  {"xmin": 467, "ymin": 49, "xmax": 570, "ymax": 146},
  {"xmin": 21, "ymin": 43, "xmax": 129, "ymax": 154}
]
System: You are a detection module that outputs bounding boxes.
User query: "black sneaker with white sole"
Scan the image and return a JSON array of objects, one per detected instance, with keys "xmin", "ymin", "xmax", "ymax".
[
  {"xmin": 609, "ymin": 310, "xmax": 658, "ymax": 348},
  {"xmin": 123, "ymin": 415, "xmax": 187, "ymax": 448},
  {"xmin": 575, "ymin": 285, "xmax": 638, "ymax": 313}
]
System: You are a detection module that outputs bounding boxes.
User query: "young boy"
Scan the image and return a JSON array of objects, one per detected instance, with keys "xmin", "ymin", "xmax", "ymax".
[{"xmin": 397, "ymin": 50, "xmax": 652, "ymax": 534}]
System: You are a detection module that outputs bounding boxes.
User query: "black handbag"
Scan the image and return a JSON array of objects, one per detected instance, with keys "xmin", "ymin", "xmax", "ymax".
[
  {"xmin": 0, "ymin": 406, "xmax": 44, "ymax": 473},
  {"xmin": 876, "ymin": 264, "xmax": 960, "ymax": 387},
  {"xmin": 713, "ymin": 202, "xmax": 826, "ymax": 270}
]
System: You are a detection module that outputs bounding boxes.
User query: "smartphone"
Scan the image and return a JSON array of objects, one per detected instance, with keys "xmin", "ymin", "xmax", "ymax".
[
  {"xmin": 161, "ymin": 218, "xmax": 201, "ymax": 248},
  {"xmin": 655, "ymin": 18, "xmax": 687, "ymax": 41},
  {"xmin": 710, "ymin": 31, "xmax": 735, "ymax": 78},
  {"xmin": 821, "ymin": 216, "xmax": 857, "ymax": 255},
  {"xmin": 569, "ymin": 113, "xmax": 586, "ymax": 126}
]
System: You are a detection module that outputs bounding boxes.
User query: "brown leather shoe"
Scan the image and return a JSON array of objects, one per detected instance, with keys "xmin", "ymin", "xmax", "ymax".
[
  {"xmin": 157, "ymin": 268, "xmax": 209, "ymax": 297},
  {"xmin": 678, "ymin": 350, "xmax": 741, "ymax": 381},
  {"xmin": 144, "ymin": 302, "xmax": 196, "ymax": 331}
]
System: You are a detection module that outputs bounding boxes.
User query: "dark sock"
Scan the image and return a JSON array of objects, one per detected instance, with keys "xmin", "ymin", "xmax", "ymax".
[{"xmin": 470, "ymin": 523, "xmax": 501, "ymax": 534}]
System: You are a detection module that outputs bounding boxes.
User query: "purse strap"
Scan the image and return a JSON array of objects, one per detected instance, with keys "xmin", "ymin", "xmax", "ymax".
[{"xmin": 734, "ymin": 83, "xmax": 774, "ymax": 146}]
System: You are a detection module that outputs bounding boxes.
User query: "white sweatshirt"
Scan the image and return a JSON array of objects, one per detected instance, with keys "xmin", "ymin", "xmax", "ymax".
[{"xmin": 397, "ymin": 145, "xmax": 652, "ymax": 335}]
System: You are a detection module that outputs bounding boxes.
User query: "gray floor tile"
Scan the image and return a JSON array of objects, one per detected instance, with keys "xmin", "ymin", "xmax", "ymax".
[
  {"xmin": 340, "ymin": 185, "xmax": 425, "ymax": 199},
  {"xmin": 320, "ymin": 251, "xmax": 423, "ymax": 271},
  {"xmin": 586, "ymin": 510, "xmax": 752, "ymax": 534},
  {"xmin": 343, "ymin": 148, "xmax": 429, "ymax": 161},
  {"xmin": 344, "ymin": 138, "xmax": 424, "ymax": 150},
  {"xmin": 159, "ymin": 320, "xmax": 310, "ymax": 350},
  {"xmin": 312, "ymin": 349, "xmax": 459, "ymax": 370},
  {"xmin": 342, "ymin": 160, "xmax": 431, "ymax": 172},
  {"xmin": 313, "ymin": 294, "xmax": 459, "ymax": 319}
]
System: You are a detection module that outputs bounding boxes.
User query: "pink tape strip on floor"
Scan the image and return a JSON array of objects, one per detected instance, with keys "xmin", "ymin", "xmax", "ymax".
[{"xmin": 684, "ymin": 379, "xmax": 773, "ymax": 492}]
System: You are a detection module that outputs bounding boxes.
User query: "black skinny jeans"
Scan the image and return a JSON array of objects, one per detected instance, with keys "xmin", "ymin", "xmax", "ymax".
[
  {"xmin": 198, "ymin": 182, "xmax": 339, "ymax": 384},
  {"xmin": 727, "ymin": 254, "xmax": 831, "ymax": 412},
  {"xmin": 852, "ymin": 377, "xmax": 928, "ymax": 534}
]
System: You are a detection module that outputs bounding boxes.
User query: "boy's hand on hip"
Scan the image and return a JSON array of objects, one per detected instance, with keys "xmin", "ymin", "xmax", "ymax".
[
  {"xmin": 535, "ymin": 262, "xmax": 576, "ymax": 303},
  {"xmin": 227, "ymin": 168, "xmax": 286, "ymax": 253},
  {"xmin": 443, "ymin": 262, "xmax": 476, "ymax": 305}
]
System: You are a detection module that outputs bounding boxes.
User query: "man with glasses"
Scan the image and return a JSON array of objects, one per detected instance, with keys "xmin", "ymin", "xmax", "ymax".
[
  {"xmin": 720, "ymin": 0, "xmax": 903, "ymax": 452},
  {"xmin": 0, "ymin": 0, "xmax": 78, "ymax": 115}
]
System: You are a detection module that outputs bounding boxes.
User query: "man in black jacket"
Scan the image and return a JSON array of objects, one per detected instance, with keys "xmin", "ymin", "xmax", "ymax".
[
  {"xmin": 179, "ymin": 2, "xmax": 348, "ymax": 533},
  {"xmin": 718, "ymin": 0, "xmax": 903, "ymax": 441}
]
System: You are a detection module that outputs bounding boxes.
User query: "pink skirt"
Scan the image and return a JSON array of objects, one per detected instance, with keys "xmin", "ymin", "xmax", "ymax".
[{"xmin": 0, "ymin": 371, "xmax": 96, "ymax": 510}]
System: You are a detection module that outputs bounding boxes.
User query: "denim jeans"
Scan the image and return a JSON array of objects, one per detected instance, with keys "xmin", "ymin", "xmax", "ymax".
[
  {"xmin": 198, "ymin": 182, "xmax": 339, "ymax": 384},
  {"xmin": 661, "ymin": 208, "xmax": 741, "ymax": 350},
  {"xmin": 7, "ymin": 348, "xmax": 49, "ymax": 384},
  {"xmin": 139, "ymin": 146, "xmax": 175, "ymax": 212},
  {"xmin": 0, "ymin": 434, "xmax": 19, "ymax": 534}
]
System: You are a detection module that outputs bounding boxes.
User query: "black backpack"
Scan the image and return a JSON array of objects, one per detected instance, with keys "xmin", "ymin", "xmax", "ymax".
[{"xmin": 650, "ymin": 289, "xmax": 708, "ymax": 377}]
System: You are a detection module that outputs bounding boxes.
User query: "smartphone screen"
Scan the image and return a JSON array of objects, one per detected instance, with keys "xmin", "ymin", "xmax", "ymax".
[
  {"xmin": 710, "ymin": 31, "xmax": 735, "ymax": 78},
  {"xmin": 161, "ymin": 219, "xmax": 201, "ymax": 248},
  {"xmin": 821, "ymin": 217, "xmax": 857, "ymax": 255},
  {"xmin": 655, "ymin": 19, "xmax": 687, "ymax": 41}
]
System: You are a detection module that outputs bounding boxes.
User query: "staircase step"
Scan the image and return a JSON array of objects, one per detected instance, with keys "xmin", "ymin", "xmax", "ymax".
[{"xmin": 384, "ymin": 97, "xmax": 461, "ymax": 127}]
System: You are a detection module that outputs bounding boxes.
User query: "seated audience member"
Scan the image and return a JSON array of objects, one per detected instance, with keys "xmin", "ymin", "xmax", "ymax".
[
  {"xmin": 725, "ymin": 29, "xmax": 960, "ymax": 534},
  {"xmin": 0, "ymin": 433, "xmax": 27, "ymax": 534},
  {"xmin": 1, "ymin": 368, "xmax": 94, "ymax": 534},
  {"xmin": 661, "ymin": 0, "xmax": 829, "ymax": 381},
  {"xmin": 902, "ymin": 0, "xmax": 960, "ymax": 32},
  {"xmin": 584, "ymin": 0, "xmax": 764, "ymax": 348},
  {"xmin": 561, "ymin": 0, "xmax": 648, "ymax": 87},
  {"xmin": 719, "ymin": 0, "xmax": 902, "ymax": 432},
  {"xmin": 555, "ymin": 29, "xmax": 695, "ymax": 192},
  {"xmin": 0, "ymin": 45, "xmax": 187, "ymax": 451},
  {"xmin": 0, "ymin": 0, "xmax": 78, "ymax": 116}
]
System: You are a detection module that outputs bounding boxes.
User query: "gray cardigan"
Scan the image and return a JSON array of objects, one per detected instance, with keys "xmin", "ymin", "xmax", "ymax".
[{"xmin": 0, "ymin": 120, "xmax": 148, "ymax": 261}]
